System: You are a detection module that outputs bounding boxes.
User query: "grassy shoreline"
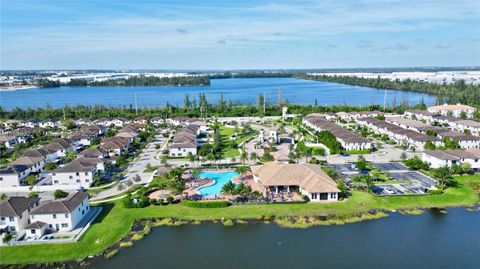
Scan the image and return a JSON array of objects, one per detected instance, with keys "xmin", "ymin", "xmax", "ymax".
[{"xmin": 1, "ymin": 175, "xmax": 478, "ymax": 265}]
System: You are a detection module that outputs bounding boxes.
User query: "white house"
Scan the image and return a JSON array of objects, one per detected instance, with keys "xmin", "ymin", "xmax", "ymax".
[
  {"xmin": 0, "ymin": 135, "xmax": 18, "ymax": 149},
  {"xmin": 29, "ymin": 191, "xmax": 90, "ymax": 232},
  {"xmin": 259, "ymin": 126, "xmax": 279, "ymax": 144},
  {"xmin": 51, "ymin": 158, "xmax": 103, "ymax": 189},
  {"xmin": 151, "ymin": 117, "xmax": 165, "ymax": 126},
  {"xmin": 251, "ymin": 163, "xmax": 340, "ymax": 202},
  {"xmin": 422, "ymin": 148, "xmax": 480, "ymax": 170},
  {"xmin": 39, "ymin": 119, "xmax": 62, "ymax": 129},
  {"xmin": 428, "ymin": 104, "xmax": 477, "ymax": 118},
  {"xmin": 0, "ymin": 197, "xmax": 40, "ymax": 236},
  {"xmin": 0, "ymin": 165, "xmax": 32, "ymax": 188},
  {"xmin": 169, "ymin": 125, "xmax": 199, "ymax": 157}
]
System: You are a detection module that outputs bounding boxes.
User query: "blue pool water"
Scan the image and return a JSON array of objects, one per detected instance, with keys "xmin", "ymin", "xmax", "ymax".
[{"xmin": 197, "ymin": 171, "xmax": 239, "ymax": 196}]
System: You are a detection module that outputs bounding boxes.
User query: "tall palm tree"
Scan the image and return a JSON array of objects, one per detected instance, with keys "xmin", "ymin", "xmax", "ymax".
[
  {"xmin": 250, "ymin": 152, "xmax": 258, "ymax": 164},
  {"xmin": 221, "ymin": 181, "xmax": 236, "ymax": 196},
  {"xmin": 240, "ymin": 151, "xmax": 248, "ymax": 165}
]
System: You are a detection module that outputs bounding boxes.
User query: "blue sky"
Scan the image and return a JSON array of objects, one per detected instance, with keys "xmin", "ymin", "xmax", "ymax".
[{"xmin": 1, "ymin": 0, "xmax": 479, "ymax": 70}]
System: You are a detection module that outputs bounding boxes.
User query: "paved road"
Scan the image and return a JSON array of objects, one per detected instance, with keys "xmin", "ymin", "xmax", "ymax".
[{"xmin": 91, "ymin": 134, "xmax": 165, "ymax": 201}]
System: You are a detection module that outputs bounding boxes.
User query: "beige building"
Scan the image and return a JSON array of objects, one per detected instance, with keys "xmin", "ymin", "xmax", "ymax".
[{"xmin": 251, "ymin": 163, "xmax": 340, "ymax": 202}]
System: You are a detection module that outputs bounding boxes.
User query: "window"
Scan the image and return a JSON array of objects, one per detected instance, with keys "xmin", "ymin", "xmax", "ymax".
[
  {"xmin": 65, "ymin": 214, "xmax": 69, "ymax": 218},
  {"xmin": 0, "ymin": 177, "xmax": 3, "ymax": 181},
  {"xmin": 320, "ymin": 193, "xmax": 328, "ymax": 200},
  {"xmin": 85, "ymin": 179, "xmax": 90, "ymax": 182},
  {"xmin": 76, "ymin": 180, "xmax": 81, "ymax": 183},
  {"xmin": 9, "ymin": 217, "xmax": 14, "ymax": 222},
  {"xmin": 0, "ymin": 217, "xmax": 4, "ymax": 221},
  {"xmin": 85, "ymin": 172, "xmax": 88, "ymax": 176},
  {"xmin": 53, "ymin": 214, "xmax": 57, "ymax": 219},
  {"xmin": 76, "ymin": 172, "xmax": 79, "ymax": 176},
  {"xmin": 54, "ymin": 180, "xmax": 59, "ymax": 183},
  {"xmin": 31, "ymin": 229, "xmax": 36, "ymax": 234},
  {"xmin": 61, "ymin": 223, "xmax": 68, "ymax": 228},
  {"xmin": 69, "ymin": 176, "xmax": 73, "ymax": 179}
]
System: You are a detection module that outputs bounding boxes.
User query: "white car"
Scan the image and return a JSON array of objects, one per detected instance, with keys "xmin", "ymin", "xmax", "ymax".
[{"xmin": 384, "ymin": 187, "xmax": 395, "ymax": 194}]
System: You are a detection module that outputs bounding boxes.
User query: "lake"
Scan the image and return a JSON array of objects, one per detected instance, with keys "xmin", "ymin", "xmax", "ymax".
[
  {"xmin": 0, "ymin": 78, "xmax": 436, "ymax": 110},
  {"xmin": 90, "ymin": 208, "xmax": 479, "ymax": 269}
]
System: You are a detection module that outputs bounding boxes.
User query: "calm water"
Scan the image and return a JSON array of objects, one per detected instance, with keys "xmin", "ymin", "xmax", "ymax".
[
  {"xmin": 197, "ymin": 171, "xmax": 239, "ymax": 196},
  {"xmin": 0, "ymin": 78, "xmax": 436, "ymax": 110},
  {"xmin": 90, "ymin": 208, "xmax": 479, "ymax": 269}
]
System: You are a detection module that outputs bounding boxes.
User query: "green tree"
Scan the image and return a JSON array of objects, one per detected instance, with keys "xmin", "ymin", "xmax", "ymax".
[
  {"xmin": 431, "ymin": 166, "xmax": 453, "ymax": 189},
  {"xmin": 44, "ymin": 162, "xmax": 57, "ymax": 171},
  {"xmin": 249, "ymin": 152, "xmax": 258, "ymax": 164},
  {"xmin": 54, "ymin": 189, "xmax": 69, "ymax": 200},
  {"xmin": 221, "ymin": 181, "xmax": 236, "ymax": 196},
  {"xmin": 26, "ymin": 175, "xmax": 36, "ymax": 187},
  {"xmin": 240, "ymin": 151, "xmax": 248, "ymax": 165}
]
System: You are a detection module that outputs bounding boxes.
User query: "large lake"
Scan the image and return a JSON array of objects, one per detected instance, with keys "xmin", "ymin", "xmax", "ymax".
[
  {"xmin": 0, "ymin": 78, "xmax": 436, "ymax": 110},
  {"xmin": 90, "ymin": 208, "xmax": 479, "ymax": 269}
]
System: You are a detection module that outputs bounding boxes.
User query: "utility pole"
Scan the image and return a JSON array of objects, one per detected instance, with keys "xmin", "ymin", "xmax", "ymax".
[
  {"xmin": 383, "ymin": 89, "xmax": 387, "ymax": 112},
  {"xmin": 263, "ymin": 92, "xmax": 266, "ymax": 116},
  {"xmin": 135, "ymin": 93, "xmax": 138, "ymax": 116}
]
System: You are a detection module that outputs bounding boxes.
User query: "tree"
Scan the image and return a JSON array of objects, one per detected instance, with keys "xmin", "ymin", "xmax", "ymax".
[
  {"xmin": 0, "ymin": 193, "xmax": 7, "ymax": 200},
  {"xmin": 28, "ymin": 192, "xmax": 39, "ymax": 198},
  {"xmin": 234, "ymin": 166, "xmax": 249, "ymax": 174},
  {"xmin": 166, "ymin": 196, "xmax": 174, "ymax": 204},
  {"xmin": 54, "ymin": 189, "xmax": 69, "ymax": 200},
  {"xmin": 25, "ymin": 175, "xmax": 36, "ymax": 187},
  {"xmin": 424, "ymin": 141, "xmax": 436, "ymax": 150},
  {"xmin": 431, "ymin": 166, "xmax": 453, "ymax": 189},
  {"xmin": 63, "ymin": 151, "xmax": 77, "ymax": 163},
  {"xmin": 44, "ymin": 162, "xmax": 57, "ymax": 171},
  {"xmin": 240, "ymin": 151, "xmax": 248, "ymax": 165},
  {"xmin": 337, "ymin": 180, "xmax": 348, "ymax": 198},
  {"xmin": 303, "ymin": 147, "xmax": 312, "ymax": 162},
  {"xmin": 221, "ymin": 181, "xmax": 236, "ymax": 196},
  {"xmin": 250, "ymin": 152, "xmax": 258, "ymax": 164},
  {"xmin": 400, "ymin": 152, "xmax": 407, "ymax": 161},
  {"xmin": 354, "ymin": 159, "xmax": 369, "ymax": 171},
  {"xmin": 134, "ymin": 174, "xmax": 142, "ymax": 182},
  {"xmin": 234, "ymin": 182, "xmax": 252, "ymax": 196},
  {"xmin": 404, "ymin": 156, "xmax": 429, "ymax": 170},
  {"xmin": 187, "ymin": 152, "xmax": 196, "ymax": 166}
]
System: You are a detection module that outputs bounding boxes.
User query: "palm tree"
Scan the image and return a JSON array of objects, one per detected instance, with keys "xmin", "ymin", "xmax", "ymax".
[
  {"xmin": 250, "ymin": 152, "xmax": 258, "ymax": 164},
  {"xmin": 187, "ymin": 152, "xmax": 195, "ymax": 167},
  {"xmin": 240, "ymin": 151, "xmax": 248, "ymax": 165},
  {"xmin": 304, "ymin": 148, "xmax": 312, "ymax": 163},
  {"xmin": 221, "ymin": 181, "xmax": 236, "ymax": 196},
  {"xmin": 432, "ymin": 166, "xmax": 452, "ymax": 189},
  {"xmin": 235, "ymin": 182, "xmax": 252, "ymax": 196}
]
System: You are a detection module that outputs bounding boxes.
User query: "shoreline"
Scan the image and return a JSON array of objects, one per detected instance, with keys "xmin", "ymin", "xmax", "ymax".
[
  {"xmin": 1, "ymin": 175, "xmax": 478, "ymax": 266},
  {"xmin": 2, "ymin": 206, "xmax": 479, "ymax": 268},
  {"xmin": 0, "ymin": 85, "xmax": 38, "ymax": 92}
]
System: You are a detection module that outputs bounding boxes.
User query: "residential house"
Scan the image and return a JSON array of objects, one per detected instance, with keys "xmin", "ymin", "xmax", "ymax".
[
  {"xmin": 0, "ymin": 165, "xmax": 31, "ymax": 187},
  {"xmin": 39, "ymin": 119, "xmax": 61, "ymax": 129},
  {"xmin": 0, "ymin": 135, "xmax": 18, "ymax": 149},
  {"xmin": 428, "ymin": 104, "xmax": 477, "ymax": 118},
  {"xmin": 151, "ymin": 117, "xmax": 165, "ymax": 126},
  {"xmin": 29, "ymin": 191, "xmax": 90, "ymax": 232},
  {"xmin": 169, "ymin": 125, "xmax": 198, "ymax": 157},
  {"xmin": 259, "ymin": 126, "xmax": 279, "ymax": 144},
  {"xmin": 100, "ymin": 136, "xmax": 130, "ymax": 156},
  {"xmin": 0, "ymin": 197, "xmax": 40, "ymax": 236},
  {"xmin": 423, "ymin": 148, "xmax": 480, "ymax": 170},
  {"xmin": 133, "ymin": 116, "xmax": 148, "ymax": 125},
  {"xmin": 51, "ymin": 157, "xmax": 103, "ymax": 189}
]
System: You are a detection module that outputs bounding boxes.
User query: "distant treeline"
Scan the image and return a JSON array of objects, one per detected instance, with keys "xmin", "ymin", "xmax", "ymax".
[
  {"xmin": 35, "ymin": 75, "xmax": 210, "ymax": 88},
  {"xmin": 0, "ymin": 99, "xmax": 428, "ymax": 121},
  {"xmin": 295, "ymin": 74, "xmax": 480, "ymax": 106},
  {"xmin": 208, "ymin": 72, "xmax": 294, "ymax": 79}
]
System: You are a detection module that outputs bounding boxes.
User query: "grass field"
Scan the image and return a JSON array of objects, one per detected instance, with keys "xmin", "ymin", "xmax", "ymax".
[{"xmin": 1, "ymin": 175, "xmax": 478, "ymax": 265}]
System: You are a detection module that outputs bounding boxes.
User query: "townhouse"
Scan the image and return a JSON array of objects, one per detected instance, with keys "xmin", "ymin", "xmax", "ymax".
[
  {"xmin": 337, "ymin": 111, "xmax": 384, "ymax": 122},
  {"xmin": 422, "ymin": 148, "xmax": 480, "ymax": 170},
  {"xmin": 39, "ymin": 119, "xmax": 62, "ymax": 129},
  {"xmin": 51, "ymin": 157, "xmax": 104, "ymax": 189},
  {"xmin": 151, "ymin": 117, "xmax": 165, "ymax": 126},
  {"xmin": 0, "ymin": 165, "xmax": 31, "ymax": 187},
  {"xmin": 0, "ymin": 135, "xmax": 18, "ymax": 149},
  {"xmin": 100, "ymin": 136, "xmax": 130, "ymax": 156},
  {"xmin": 259, "ymin": 126, "xmax": 279, "ymax": 144},
  {"xmin": 169, "ymin": 124, "xmax": 199, "ymax": 157},
  {"xmin": 427, "ymin": 104, "xmax": 477, "ymax": 118},
  {"xmin": 0, "ymin": 197, "xmax": 40, "ymax": 235},
  {"xmin": 29, "ymin": 191, "xmax": 90, "ymax": 233},
  {"xmin": 357, "ymin": 118, "xmax": 442, "ymax": 151},
  {"xmin": 133, "ymin": 116, "xmax": 148, "ymax": 125},
  {"xmin": 303, "ymin": 115, "xmax": 372, "ymax": 151}
]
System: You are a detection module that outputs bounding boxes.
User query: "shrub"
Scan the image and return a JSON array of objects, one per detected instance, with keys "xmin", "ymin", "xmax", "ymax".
[
  {"xmin": 157, "ymin": 198, "xmax": 164, "ymax": 205},
  {"xmin": 302, "ymin": 194, "xmax": 310, "ymax": 202},
  {"xmin": 53, "ymin": 189, "xmax": 69, "ymax": 200},
  {"xmin": 119, "ymin": 241, "xmax": 133, "ymax": 248},
  {"xmin": 182, "ymin": 200, "xmax": 230, "ymax": 208},
  {"xmin": 166, "ymin": 196, "xmax": 174, "ymax": 204},
  {"xmin": 149, "ymin": 198, "xmax": 157, "ymax": 205},
  {"xmin": 223, "ymin": 219, "xmax": 234, "ymax": 226},
  {"xmin": 131, "ymin": 233, "xmax": 144, "ymax": 241},
  {"xmin": 104, "ymin": 249, "xmax": 119, "ymax": 259}
]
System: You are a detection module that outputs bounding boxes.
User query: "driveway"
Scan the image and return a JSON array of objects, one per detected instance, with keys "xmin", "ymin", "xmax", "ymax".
[{"xmin": 91, "ymin": 134, "xmax": 164, "ymax": 201}]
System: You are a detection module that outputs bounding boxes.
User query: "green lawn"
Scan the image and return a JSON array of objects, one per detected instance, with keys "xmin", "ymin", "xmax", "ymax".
[{"xmin": 1, "ymin": 175, "xmax": 478, "ymax": 265}]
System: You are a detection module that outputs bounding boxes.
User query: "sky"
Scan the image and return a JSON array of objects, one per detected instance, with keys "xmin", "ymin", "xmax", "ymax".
[{"xmin": 1, "ymin": 0, "xmax": 479, "ymax": 70}]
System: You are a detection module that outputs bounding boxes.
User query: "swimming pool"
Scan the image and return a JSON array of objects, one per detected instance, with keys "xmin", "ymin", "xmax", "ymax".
[{"xmin": 197, "ymin": 171, "xmax": 239, "ymax": 196}]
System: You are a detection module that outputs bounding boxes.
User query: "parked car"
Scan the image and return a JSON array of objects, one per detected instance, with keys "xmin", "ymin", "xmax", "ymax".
[
  {"xmin": 340, "ymin": 153, "xmax": 350, "ymax": 157},
  {"xmin": 384, "ymin": 187, "xmax": 395, "ymax": 194}
]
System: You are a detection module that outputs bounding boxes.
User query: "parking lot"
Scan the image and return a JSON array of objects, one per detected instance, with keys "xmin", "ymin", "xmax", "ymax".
[
  {"xmin": 372, "ymin": 162, "xmax": 408, "ymax": 171},
  {"xmin": 372, "ymin": 171, "xmax": 437, "ymax": 196},
  {"xmin": 326, "ymin": 163, "xmax": 359, "ymax": 175}
]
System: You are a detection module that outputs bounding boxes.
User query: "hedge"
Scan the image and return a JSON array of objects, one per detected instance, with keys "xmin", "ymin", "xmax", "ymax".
[{"xmin": 182, "ymin": 200, "xmax": 230, "ymax": 208}]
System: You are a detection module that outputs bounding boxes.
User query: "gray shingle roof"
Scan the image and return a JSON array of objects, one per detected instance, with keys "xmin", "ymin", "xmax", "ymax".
[
  {"xmin": 0, "ymin": 197, "xmax": 40, "ymax": 217},
  {"xmin": 30, "ymin": 191, "xmax": 88, "ymax": 215}
]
